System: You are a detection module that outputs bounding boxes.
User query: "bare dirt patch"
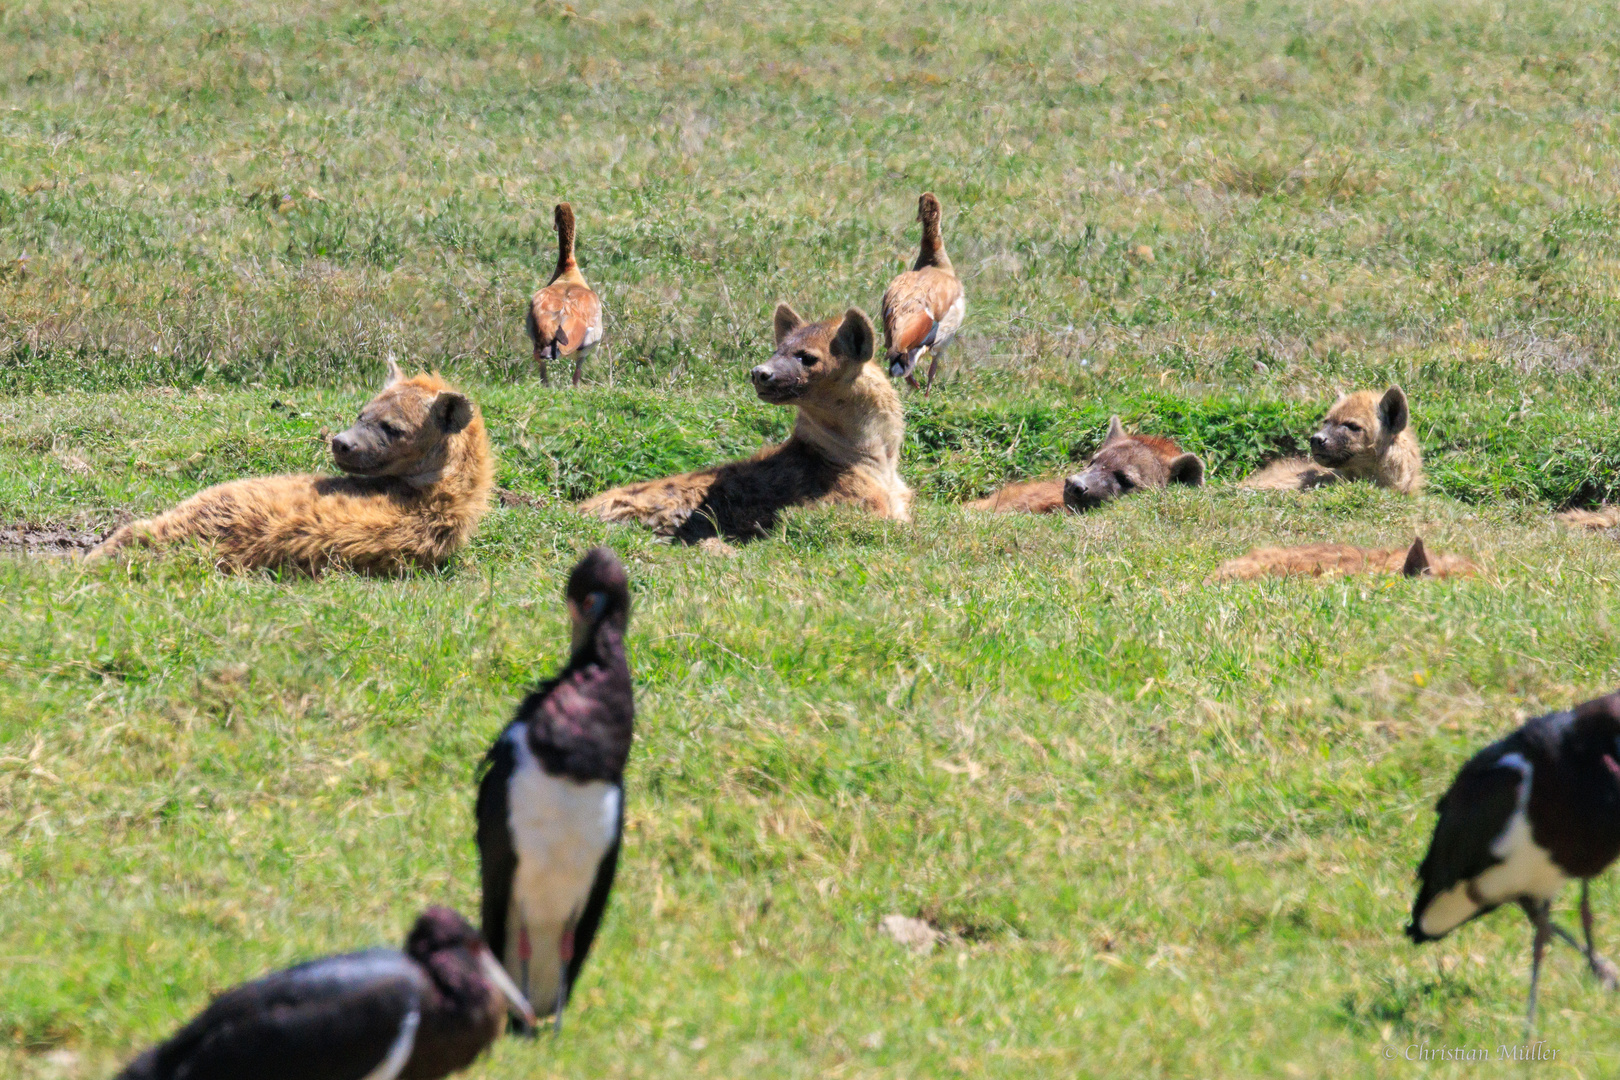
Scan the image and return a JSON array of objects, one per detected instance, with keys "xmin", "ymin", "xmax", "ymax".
[{"xmin": 0, "ymin": 523, "xmax": 106, "ymax": 556}]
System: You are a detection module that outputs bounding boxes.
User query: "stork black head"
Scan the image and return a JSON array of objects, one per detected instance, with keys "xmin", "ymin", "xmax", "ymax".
[
  {"xmin": 1566, "ymin": 692, "xmax": 1620, "ymax": 775},
  {"xmin": 565, "ymin": 547, "xmax": 631, "ymax": 656},
  {"xmin": 407, "ymin": 907, "xmax": 537, "ymax": 1029}
]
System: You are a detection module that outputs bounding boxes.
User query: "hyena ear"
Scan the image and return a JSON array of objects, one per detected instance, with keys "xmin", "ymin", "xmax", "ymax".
[
  {"xmin": 384, "ymin": 353, "xmax": 405, "ymax": 387},
  {"xmin": 1379, "ymin": 386, "xmax": 1409, "ymax": 435},
  {"xmin": 431, "ymin": 391, "xmax": 473, "ymax": 435},
  {"xmin": 1168, "ymin": 453, "xmax": 1205, "ymax": 487},
  {"xmin": 1402, "ymin": 536, "xmax": 1432, "ymax": 578},
  {"xmin": 1104, "ymin": 416, "xmax": 1127, "ymax": 445},
  {"xmin": 773, "ymin": 303, "xmax": 804, "ymax": 345},
  {"xmin": 830, "ymin": 307, "xmax": 875, "ymax": 364}
]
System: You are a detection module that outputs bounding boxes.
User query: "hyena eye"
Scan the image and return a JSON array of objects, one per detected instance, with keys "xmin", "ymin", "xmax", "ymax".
[
  {"xmin": 795, "ymin": 352, "xmax": 817, "ymax": 366},
  {"xmin": 1114, "ymin": 471, "xmax": 1135, "ymax": 491},
  {"xmin": 378, "ymin": 421, "xmax": 401, "ymax": 438},
  {"xmin": 1342, "ymin": 422, "xmax": 1361, "ymax": 433}
]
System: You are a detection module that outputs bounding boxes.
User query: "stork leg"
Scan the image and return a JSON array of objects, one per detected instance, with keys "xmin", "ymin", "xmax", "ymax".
[
  {"xmin": 514, "ymin": 923, "xmax": 536, "ymax": 1038},
  {"xmin": 1523, "ymin": 898, "xmax": 1553, "ymax": 1031},
  {"xmin": 1580, "ymin": 880, "xmax": 1619, "ymax": 989},
  {"xmin": 554, "ymin": 928, "xmax": 575, "ymax": 1035}
]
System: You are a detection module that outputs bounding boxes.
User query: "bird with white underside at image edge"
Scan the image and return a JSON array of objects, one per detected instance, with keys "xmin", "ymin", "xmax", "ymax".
[
  {"xmin": 1408, "ymin": 689, "xmax": 1620, "ymax": 1027},
  {"xmin": 113, "ymin": 907, "xmax": 535, "ymax": 1080},
  {"xmin": 881, "ymin": 192, "xmax": 964, "ymax": 395},
  {"xmin": 476, "ymin": 546, "xmax": 634, "ymax": 1035}
]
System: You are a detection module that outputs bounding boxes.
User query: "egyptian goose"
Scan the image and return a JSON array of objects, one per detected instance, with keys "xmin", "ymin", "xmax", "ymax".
[
  {"xmin": 115, "ymin": 908, "xmax": 534, "ymax": 1080},
  {"xmin": 1408, "ymin": 689, "xmax": 1620, "ymax": 1026},
  {"xmin": 476, "ymin": 547, "xmax": 634, "ymax": 1033},
  {"xmin": 526, "ymin": 203, "xmax": 603, "ymax": 386},
  {"xmin": 881, "ymin": 192, "xmax": 965, "ymax": 393}
]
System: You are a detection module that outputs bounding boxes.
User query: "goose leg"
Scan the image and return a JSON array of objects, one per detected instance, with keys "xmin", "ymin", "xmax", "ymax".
[
  {"xmin": 534, "ymin": 343, "xmax": 549, "ymax": 386},
  {"xmin": 923, "ymin": 351, "xmax": 942, "ymax": 397}
]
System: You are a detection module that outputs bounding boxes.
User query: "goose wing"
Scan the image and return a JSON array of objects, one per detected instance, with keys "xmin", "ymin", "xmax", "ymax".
[{"xmin": 529, "ymin": 284, "xmax": 601, "ymax": 355}]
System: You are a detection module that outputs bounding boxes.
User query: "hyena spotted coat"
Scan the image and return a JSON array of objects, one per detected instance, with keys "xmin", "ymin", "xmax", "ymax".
[
  {"xmin": 88, "ymin": 360, "xmax": 494, "ymax": 573},
  {"xmin": 966, "ymin": 417, "xmax": 1205, "ymax": 514},
  {"xmin": 578, "ymin": 304, "xmax": 910, "ymax": 542},
  {"xmin": 1242, "ymin": 387, "xmax": 1424, "ymax": 495}
]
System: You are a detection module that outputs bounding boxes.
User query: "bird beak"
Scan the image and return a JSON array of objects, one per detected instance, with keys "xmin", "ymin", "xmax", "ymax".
[{"xmin": 478, "ymin": 946, "xmax": 537, "ymax": 1028}]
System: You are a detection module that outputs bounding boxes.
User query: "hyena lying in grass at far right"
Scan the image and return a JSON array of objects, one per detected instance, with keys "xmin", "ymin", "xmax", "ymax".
[{"xmin": 1242, "ymin": 386, "xmax": 1423, "ymax": 495}]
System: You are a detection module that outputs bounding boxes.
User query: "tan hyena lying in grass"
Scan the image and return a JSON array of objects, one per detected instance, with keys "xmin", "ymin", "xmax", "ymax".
[
  {"xmin": 579, "ymin": 304, "xmax": 910, "ymax": 542},
  {"xmin": 89, "ymin": 359, "xmax": 494, "ymax": 573},
  {"xmin": 1242, "ymin": 387, "xmax": 1423, "ymax": 495},
  {"xmin": 966, "ymin": 417, "xmax": 1204, "ymax": 513},
  {"xmin": 1212, "ymin": 537, "xmax": 1478, "ymax": 580}
]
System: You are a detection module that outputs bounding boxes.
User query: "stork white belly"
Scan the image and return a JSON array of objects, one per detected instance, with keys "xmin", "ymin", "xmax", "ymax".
[{"xmin": 503, "ymin": 733, "xmax": 620, "ymax": 1008}]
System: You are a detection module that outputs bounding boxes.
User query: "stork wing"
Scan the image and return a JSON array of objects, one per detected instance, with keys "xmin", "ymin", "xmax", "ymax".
[
  {"xmin": 120, "ymin": 950, "xmax": 424, "ymax": 1080},
  {"xmin": 1408, "ymin": 757, "xmax": 1524, "ymax": 939},
  {"xmin": 476, "ymin": 724, "xmax": 522, "ymax": 972}
]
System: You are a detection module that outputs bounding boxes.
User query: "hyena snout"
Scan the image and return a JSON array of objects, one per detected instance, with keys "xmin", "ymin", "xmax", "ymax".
[
  {"xmin": 1062, "ymin": 473, "xmax": 1107, "ymax": 512},
  {"xmin": 330, "ymin": 425, "xmax": 396, "ymax": 475},
  {"xmin": 749, "ymin": 359, "xmax": 807, "ymax": 402}
]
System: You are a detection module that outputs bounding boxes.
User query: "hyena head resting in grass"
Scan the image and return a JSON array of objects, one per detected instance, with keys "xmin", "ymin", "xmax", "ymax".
[
  {"xmin": 1243, "ymin": 386, "xmax": 1423, "ymax": 495},
  {"xmin": 88, "ymin": 357, "xmax": 494, "ymax": 573},
  {"xmin": 964, "ymin": 417, "xmax": 1203, "ymax": 514},
  {"xmin": 1308, "ymin": 387, "xmax": 1421, "ymax": 489},
  {"xmin": 577, "ymin": 303, "xmax": 910, "ymax": 542},
  {"xmin": 1062, "ymin": 417, "xmax": 1205, "ymax": 511}
]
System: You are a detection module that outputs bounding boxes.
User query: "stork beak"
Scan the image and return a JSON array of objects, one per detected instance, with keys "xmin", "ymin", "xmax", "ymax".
[{"xmin": 478, "ymin": 946, "xmax": 537, "ymax": 1029}]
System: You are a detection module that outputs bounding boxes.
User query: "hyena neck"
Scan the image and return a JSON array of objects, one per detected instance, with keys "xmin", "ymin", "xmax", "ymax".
[
  {"xmin": 403, "ymin": 419, "xmax": 496, "ymax": 509},
  {"xmin": 914, "ymin": 221, "xmax": 952, "ymax": 274},
  {"xmin": 789, "ymin": 366, "xmax": 904, "ymax": 474}
]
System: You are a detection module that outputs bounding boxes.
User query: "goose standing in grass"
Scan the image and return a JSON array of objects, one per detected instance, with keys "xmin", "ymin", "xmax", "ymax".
[
  {"xmin": 115, "ymin": 907, "xmax": 534, "ymax": 1080},
  {"xmin": 476, "ymin": 547, "xmax": 634, "ymax": 1033},
  {"xmin": 526, "ymin": 202, "xmax": 603, "ymax": 386},
  {"xmin": 881, "ymin": 192, "xmax": 965, "ymax": 394},
  {"xmin": 1408, "ymin": 689, "xmax": 1620, "ymax": 1026}
]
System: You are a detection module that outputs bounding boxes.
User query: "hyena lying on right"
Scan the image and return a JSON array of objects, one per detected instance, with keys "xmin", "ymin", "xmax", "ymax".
[
  {"xmin": 1212, "ymin": 537, "xmax": 1478, "ymax": 580},
  {"xmin": 1242, "ymin": 387, "xmax": 1423, "ymax": 495}
]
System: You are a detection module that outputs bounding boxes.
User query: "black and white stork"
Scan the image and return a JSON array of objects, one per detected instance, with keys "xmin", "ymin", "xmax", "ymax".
[
  {"xmin": 115, "ymin": 906, "xmax": 534, "ymax": 1080},
  {"xmin": 476, "ymin": 546, "xmax": 634, "ymax": 1034},
  {"xmin": 1408, "ymin": 689, "xmax": 1620, "ymax": 1025}
]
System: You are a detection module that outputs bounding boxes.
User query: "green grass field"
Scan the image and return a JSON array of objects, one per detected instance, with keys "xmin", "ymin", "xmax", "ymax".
[{"xmin": 5, "ymin": 0, "xmax": 1620, "ymax": 1076}]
